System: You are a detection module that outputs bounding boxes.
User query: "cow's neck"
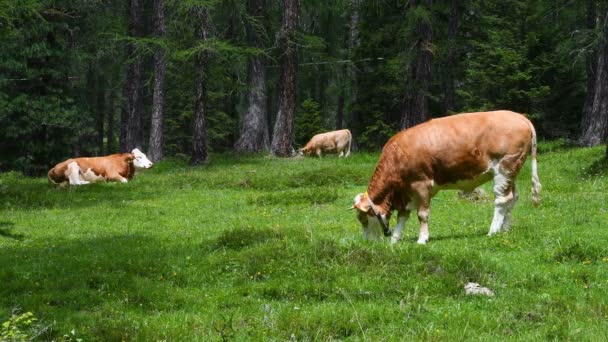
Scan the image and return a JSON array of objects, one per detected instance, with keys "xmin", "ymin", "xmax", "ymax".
[{"xmin": 367, "ymin": 157, "xmax": 396, "ymax": 215}]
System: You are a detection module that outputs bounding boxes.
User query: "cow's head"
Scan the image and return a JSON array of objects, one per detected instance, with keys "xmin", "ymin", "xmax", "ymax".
[
  {"xmin": 352, "ymin": 192, "xmax": 392, "ymax": 240},
  {"xmin": 297, "ymin": 147, "xmax": 310, "ymax": 156},
  {"xmin": 131, "ymin": 148, "xmax": 154, "ymax": 169}
]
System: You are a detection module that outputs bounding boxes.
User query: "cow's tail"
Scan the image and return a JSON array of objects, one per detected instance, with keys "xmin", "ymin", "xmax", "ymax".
[
  {"xmin": 529, "ymin": 120, "xmax": 541, "ymax": 207},
  {"xmin": 346, "ymin": 130, "xmax": 352, "ymax": 157},
  {"xmin": 48, "ymin": 168, "xmax": 58, "ymax": 185}
]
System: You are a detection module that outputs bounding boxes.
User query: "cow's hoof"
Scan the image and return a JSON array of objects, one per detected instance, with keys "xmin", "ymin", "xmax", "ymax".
[
  {"xmin": 416, "ymin": 238, "xmax": 428, "ymax": 244},
  {"xmin": 390, "ymin": 236, "xmax": 400, "ymax": 244}
]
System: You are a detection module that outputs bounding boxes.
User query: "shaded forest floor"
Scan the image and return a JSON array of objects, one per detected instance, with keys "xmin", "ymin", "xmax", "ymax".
[{"xmin": 1, "ymin": 142, "xmax": 607, "ymax": 340}]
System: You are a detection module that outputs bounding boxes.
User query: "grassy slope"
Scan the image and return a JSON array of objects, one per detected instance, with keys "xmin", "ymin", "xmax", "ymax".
[{"xmin": 0, "ymin": 143, "xmax": 607, "ymax": 341}]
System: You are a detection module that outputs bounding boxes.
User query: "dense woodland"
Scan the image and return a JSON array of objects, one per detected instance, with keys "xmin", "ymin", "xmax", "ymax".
[{"xmin": 0, "ymin": 0, "xmax": 607, "ymax": 175}]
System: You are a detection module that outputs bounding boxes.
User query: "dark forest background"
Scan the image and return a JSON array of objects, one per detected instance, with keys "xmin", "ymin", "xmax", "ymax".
[{"xmin": 0, "ymin": 0, "xmax": 607, "ymax": 175}]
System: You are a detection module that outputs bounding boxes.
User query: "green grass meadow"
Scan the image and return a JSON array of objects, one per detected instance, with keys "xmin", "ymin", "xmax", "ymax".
[{"xmin": 1, "ymin": 142, "xmax": 607, "ymax": 341}]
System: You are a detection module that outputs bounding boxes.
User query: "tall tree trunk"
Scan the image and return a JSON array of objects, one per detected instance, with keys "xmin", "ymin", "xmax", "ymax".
[
  {"xmin": 443, "ymin": 0, "xmax": 460, "ymax": 114},
  {"xmin": 121, "ymin": 0, "xmax": 144, "ymax": 152},
  {"xmin": 120, "ymin": 78, "xmax": 128, "ymax": 152},
  {"xmin": 148, "ymin": 0, "xmax": 166, "ymax": 162},
  {"xmin": 401, "ymin": 0, "xmax": 433, "ymax": 130},
  {"xmin": 235, "ymin": 0, "xmax": 270, "ymax": 153},
  {"xmin": 97, "ymin": 73, "xmax": 106, "ymax": 155},
  {"xmin": 336, "ymin": 87, "xmax": 345, "ymax": 129},
  {"xmin": 588, "ymin": 11, "xmax": 608, "ymax": 146},
  {"xmin": 348, "ymin": 0, "xmax": 361, "ymax": 138},
  {"xmin": 271, "ymin": 0, "xmax": 299, "ymax": 157},
  {"xmin": 86, "ymin": 63, "xmax": 99, "ymax": 155},
  {"xmin": 191, "ymin": 6, "xmax": 211, "ymax": 165},
  {"xmin": 223, "ymin": 13, "xmax": 239, "ymax": 145},
  {"xmin": 107, "ymin": 88, "xmax": 115, "ymax": 154},
  {"xmin": 579, "ymin": 0, "xmax": 599, "ymax": 146}
]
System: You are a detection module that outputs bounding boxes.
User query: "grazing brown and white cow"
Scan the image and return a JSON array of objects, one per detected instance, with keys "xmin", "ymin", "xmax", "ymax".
[
  {"xmin": 352, "ymin": 110, "xmax": 540, "ymax": 244},
  {"xmin": 298, "ymin": 129, "xmax": 352, "ymax": 157},
  {"xmin": 48, "ymin": 148, "xmax": 153, "ymax": 186}
]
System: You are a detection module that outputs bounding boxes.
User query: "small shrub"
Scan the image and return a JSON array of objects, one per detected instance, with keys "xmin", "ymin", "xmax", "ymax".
[{"xmin": 0, "ymin": 310, "xmax": 57, "ymax": 342}]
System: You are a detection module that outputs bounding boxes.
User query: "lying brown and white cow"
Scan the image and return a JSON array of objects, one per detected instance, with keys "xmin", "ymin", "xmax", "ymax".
[
  {"xmin": 298, "ymin": 129, "xmax": 352, "ymax": 157},
  {"xmin": 48, "ymin": 148, "xmax": 153, "ymax": 186},
  {"xmin": 352, "ymin": 110, "xmax": 540, "ymax": 244}
]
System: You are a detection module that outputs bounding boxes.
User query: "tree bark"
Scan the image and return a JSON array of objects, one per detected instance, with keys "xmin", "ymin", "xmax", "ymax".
[
  {"xmin": 121, "ymin": 0, "xmax": 144, "ymax": 152},
  {"xmin": 120, "ymin": 79, "xmax": 128, "ymax": 151},
  {"xmin": 86, "ymin": 63, "xmax": 100, "ymax": 155},
  {"xmin": 235, "ymin": 0, "xmax": 270, "ymax": 153},
  {"xmin": 336, "ymin": 88, "xmax": 345, "ymax": 130},
  {"xmin": 580, "ymin": 11, "xmax": 608, "ymax": 147},
  {"xmin": 579, "ymin": 0, "xmax": 599, "ymax": 145},
  {"xmin": 271, "ymin": 0, "xmax": 299, "ymax": 157},
  {"xmin": 401, "ymin": 0, "xmax": 433, "ymax": 130},
  {"xmin": 107, "ymin": 88, "xmax": 115, "ymax": 154},
  {"xmin": 190, "ymin": 6, "xmax": 210, "ymax": 165},
  {"xmin": 443, "ymin": 0, "xmax": 460, "ymax": 114},
  {"xmin": 148, "ymin": 0, "xmax": 166, "ymax": 162},
  {"xmin": 348, "ymin": 0, "xmax": 361, "ymax": 136},
  {"xmin": 97, "ymin": 73, "xmax": 106, "ymax": 156}
]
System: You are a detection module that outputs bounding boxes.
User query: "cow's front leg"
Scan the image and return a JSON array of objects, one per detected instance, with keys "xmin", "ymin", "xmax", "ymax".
[
  {"xmin": 391, "ymin": 210, "xmax": 411, "ymax": 244},
  {"xmin": 107, "ymin": 174, "xmax": 128, "ymax": 183},
  {"xmin": 417, "ymin": 206, "xmax": 430, "ymax": 244}
]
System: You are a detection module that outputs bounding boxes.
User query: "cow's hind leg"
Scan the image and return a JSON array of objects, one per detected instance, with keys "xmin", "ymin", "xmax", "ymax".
[
  {"xmin": 417, "ymin": 205, "xmax": 430, "ymax": 244},
  {"xmin": 489, "ymin": 150, "xmax": 528, "ymax": 235},
  {"xmin": 488, "ymin": 166, "xmax": 516, "ymax": 235},
  {"xmin": 66, "ymin": 162, "xmax": 90, "ymax": 185},
  {"xmin": 502, "ymin": 184, "xmax": 519, "ymax": 231}
]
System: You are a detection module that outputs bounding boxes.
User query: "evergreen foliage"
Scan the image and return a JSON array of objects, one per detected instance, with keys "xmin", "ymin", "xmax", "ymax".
[
  {"xmin": 0, "ymin": 0, "xmax": 606, "ymax": 173},
  {"xmin": 295, "ymin": 98, "xmax": 323, "ymax": 146}
]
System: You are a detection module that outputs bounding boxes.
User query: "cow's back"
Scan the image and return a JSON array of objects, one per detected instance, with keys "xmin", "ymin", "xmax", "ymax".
[
  {"xmin": 77, "ymin": 154, "xmax": 134, "ymax": 179},
  {"xmin": 306, "ymin": 132, "xmax": 334, "ymax": 150},
  {"xmin": 48, "ymin": 153, "xmax": 132, "ymax": 183},
  {"xmin": 307, "ymin": 129, "xmax": 350, "ymax": 149},
  {"xmin": 385, "ymin": 111, "xmax": 533, "ymax": 185}
]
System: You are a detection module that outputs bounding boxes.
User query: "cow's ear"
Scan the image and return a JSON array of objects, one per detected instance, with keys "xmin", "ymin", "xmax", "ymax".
[
  {"xmin": 353, "ymin": 193, "xmax": 371, "ymax": 212},
  {"xmin": 125, "ymin": 154, "xmax": 135, "ymax": 162}
]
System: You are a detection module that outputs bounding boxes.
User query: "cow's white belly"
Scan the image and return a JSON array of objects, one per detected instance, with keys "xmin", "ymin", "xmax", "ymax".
[
  {"xmin": 431, "ymin": 171, "xmax": 493, "ymax": 195},
  {"xmin": 81, "ymin": 168, "xmax": 106, "ymax": 182}
]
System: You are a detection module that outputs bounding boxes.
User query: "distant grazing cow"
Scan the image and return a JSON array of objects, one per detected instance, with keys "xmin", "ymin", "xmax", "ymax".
[
  {"xmin": 352, "ymin": 111, "xmax": 540, "ymax": 244},
  {"xmin": 48, "ymin": 148, "xmax": 153, "ymax": 186},
  {"xmin": 298, "ymin": 129, "xmax": 352, "ymax": 157}
]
